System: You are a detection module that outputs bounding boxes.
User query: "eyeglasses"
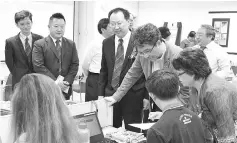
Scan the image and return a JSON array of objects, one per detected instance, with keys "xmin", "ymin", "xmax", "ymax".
[
  {"xmin": 178, "ymin": 71, "xmax": 186, "ymax": 77},
  {"xmin": 138, "ymin": 43, "xmax": 156, "ymax": 56},
  {"xmin": 109, "ymin": 22, "xmax": 123, "ymax": 28}
]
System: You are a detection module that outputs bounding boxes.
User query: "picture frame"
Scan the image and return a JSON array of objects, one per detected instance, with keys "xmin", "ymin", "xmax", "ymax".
[{"xmin": 212, "ymin": 18, "xmax": 230, "ymax": 47}]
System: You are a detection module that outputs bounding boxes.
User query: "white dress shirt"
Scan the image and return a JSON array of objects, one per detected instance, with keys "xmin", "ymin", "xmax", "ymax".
[
  {"xmin": 152, "ymin": 43, "xmax": 167, "ymax": 72},
  {"xmin": 50, "ymin": 35, "xmax": 62, "ymax": 47},
  {"xmin": 204, "ymin": 41, "xmax": 232, "ymax": 79},
  {"xmin": 114, "ymin": 31, "xmax": 131, "ymax": 57},
  {"xmin": 82, "ymin": 36, "xmax": 104, "ymax": 76},
  {"xmin": 19, "ymin": 32, "xmax": 32, "ymax": 50}
]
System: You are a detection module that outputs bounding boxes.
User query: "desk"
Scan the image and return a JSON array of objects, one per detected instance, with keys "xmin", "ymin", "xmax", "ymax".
[{"xmin": 0, "ymin": 99, "xmax": 113, "ymax": 143}]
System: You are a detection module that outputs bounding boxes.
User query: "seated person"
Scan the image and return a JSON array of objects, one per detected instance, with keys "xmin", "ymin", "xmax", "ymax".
[
  {"xmin": 7, "ymin": 73, "xmax": 81, "ymax": 143},
  {"xmin": 180, "ymin": 31, "xmax": 197, "ymax": 49},
  {"xmin": 145, "ymin": 69, "xmax": 207, "ymax": 143}
]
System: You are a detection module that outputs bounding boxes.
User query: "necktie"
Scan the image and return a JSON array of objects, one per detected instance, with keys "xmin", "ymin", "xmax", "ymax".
[
  {"xmin": 56, "ymin": 39, "xmax": 62, "ymax": 74},
  {"xmin": 111, "ymin": 39, "xmax": 124, "ymax": 89},
  {"xmin": 25, "ymin": 37, "xmax": 31, "ymax": 56},
  {"xmin": 25, "ymin": 37, "xmax": 31, "ymax": 63}
]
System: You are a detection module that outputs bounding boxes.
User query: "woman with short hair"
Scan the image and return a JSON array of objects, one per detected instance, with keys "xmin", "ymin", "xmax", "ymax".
[{"xmin": 172, "ymin": 47, "xmax": 237, "ymax": 143}]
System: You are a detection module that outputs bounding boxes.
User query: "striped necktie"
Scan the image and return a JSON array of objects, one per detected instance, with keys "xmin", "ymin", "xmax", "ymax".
[
  {"xmin": 25, "ymin": 37, "xmax": 31, "ymax": 63},
  {"xmin": 25, "ymin": 37, "xmax": 31, "ymax": 56},
  {"xmin": 111, "ymin": 39, "xmax": 124, "ymax": 89},
  {"xmin": 56, "ymin": 39, "xmax": 62, "ymax": 74}
]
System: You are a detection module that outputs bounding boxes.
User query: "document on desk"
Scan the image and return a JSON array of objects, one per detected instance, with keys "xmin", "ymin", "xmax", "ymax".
[{"xmin": 129, "ymin": 123, "xmax": 155, "ymax": 130}]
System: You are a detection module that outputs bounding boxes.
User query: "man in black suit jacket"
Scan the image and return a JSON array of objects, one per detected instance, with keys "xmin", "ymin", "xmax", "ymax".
[
  {"xmin": 5, "ymin": 10, "xmax": 43, "ymax": 89},
  {"xmin": 32, "ymin": 13, "xmax": 79, "ymax": 100},
  {"xmin": 98, "ymin": 8, "xmax": 150, "ymax": 132}
]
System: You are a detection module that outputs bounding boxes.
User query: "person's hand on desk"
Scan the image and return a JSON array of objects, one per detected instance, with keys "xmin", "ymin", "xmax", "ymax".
[
  {"xmin": 104, "ymin": 97, "xmax": 117, "ymax": 106},
  {"xmin": 143, "ymin": 99, "xmax": 150, "ymax": 110}
]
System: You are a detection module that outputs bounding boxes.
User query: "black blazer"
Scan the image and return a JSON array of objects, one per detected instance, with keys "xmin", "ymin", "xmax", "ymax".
[
  {"xmin": 32, "ymin": 35, "xmax": 79, "ymax": 85},
  {"xmin": 5, "ymin": 33, "xmax": 43, "ymax": 88},
  {"xmin": 98, "ymin": 34, "xmax": 149, "ymax": 111}
]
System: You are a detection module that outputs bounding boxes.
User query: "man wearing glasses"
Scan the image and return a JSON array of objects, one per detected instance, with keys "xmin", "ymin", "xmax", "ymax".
[
  {"xmin": 105, "ymin": 23, "xmax": 190, "ymax": 112},
  {"xmin": 98, "ymin": 7, "xmax": 150, "ymax": 132},
  {"xmin": 196, "ymin": 24, "xmax": 232, "ymax": 80}
]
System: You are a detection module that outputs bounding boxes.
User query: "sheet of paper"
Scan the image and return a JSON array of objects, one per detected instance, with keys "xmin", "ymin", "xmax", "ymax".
[{"xmin": 129, "ymin": 123, "xmax": 155, "ymax": 130}]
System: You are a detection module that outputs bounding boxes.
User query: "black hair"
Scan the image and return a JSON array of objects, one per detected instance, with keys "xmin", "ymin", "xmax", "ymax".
[
  {"xmin": 49, "ymin": 13, "xmax": 66, "ymax": 22},
  {"xmin": 133, "ymin": 23, "xmax": 162, "ymax": 47},
  {"xmin": 15, "ymin": 10, "xmax": 32, "ymax": 24},
  {"xmin": 172, "ymin": 47, "xmax": 212, "ymax": 80},
  {"xmin": 108, "ymin": 7, "xmax": 130, "ymax": 20},
  {"xmin": 97, "ymin": 18, "xmax": 110, "ymax": 34},
  {"xmin": 158, "ymin": 27, "xmax": 171, "ymax": 39},
  {"xmin": 145, "ymin": 69, "xmax": 180, "ymax": 100},
  {"xmin": 188, "ymin": 31, "xmax": 196, "ymax": 38}
]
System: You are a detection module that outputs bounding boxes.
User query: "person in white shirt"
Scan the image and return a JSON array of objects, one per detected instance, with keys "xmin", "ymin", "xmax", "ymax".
[
  {"xmin": 196, "ymin": 24, "xmax": 232, "ymax": 79},
  {"xmin": 82, "ymin": 18, "xmax": 113, "ymax": 101}
]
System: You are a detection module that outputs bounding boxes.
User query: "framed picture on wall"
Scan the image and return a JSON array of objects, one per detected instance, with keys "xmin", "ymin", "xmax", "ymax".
[{"xmin": 212, "ymin": 18, "xmax": 230, "ymax": 47}]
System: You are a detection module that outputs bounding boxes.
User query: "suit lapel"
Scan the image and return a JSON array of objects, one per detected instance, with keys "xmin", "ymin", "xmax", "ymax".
[
  {"xmin": 47, "ymin": 36, "xmax": 60, "ymax": 60},
  {"xmin": 110, "ymin": 36, "xmax": 116, "ymax": 70},
  {"xmin": 61, "ymin": 37, "xmax": 67, "ymax": 60},
  {"xmin": 31, "ymin": 33, "xmax": 38, "ymax": 47},
  {"xmin": 121, "ymin": 34, "xmax": 134, "ymax": 74},
  {"xmin": 15, "ymin": 34, "xmax": 28, "ymax": 62}
]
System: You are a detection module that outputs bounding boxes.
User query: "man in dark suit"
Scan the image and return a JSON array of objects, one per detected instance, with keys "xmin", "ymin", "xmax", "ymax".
[
  {"xmin": 32, "ymin": 13, "xmax": 79, "ymax": 100},
  {"xmin": 5, "ymin": 10, "xmax": 43, "ymax": 89},
  {"xmin": 98, "ymin": 7, "xmax": 150, "ymax": 132}
]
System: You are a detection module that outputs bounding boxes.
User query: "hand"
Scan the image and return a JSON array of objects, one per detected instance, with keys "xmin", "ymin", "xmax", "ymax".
[
  {"xmin": 104, "ymin": 97, "xmax": 116, "ymax": 106},
  {"xmin": 148, "ymin": 112, "xmax": 163, "ymax": 121},
  {"xmin": 58, "ymin": 81, "xmax": 68, "ymax": 91},
  {"xmin": 143, "ymin": 99, "xmax": 150, "ymax": 110}
]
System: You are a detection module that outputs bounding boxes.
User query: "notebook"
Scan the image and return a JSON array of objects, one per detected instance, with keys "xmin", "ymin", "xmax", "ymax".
[{"xmin": 73, "ymin": 112, "xmax": 117, "ymax": 143}]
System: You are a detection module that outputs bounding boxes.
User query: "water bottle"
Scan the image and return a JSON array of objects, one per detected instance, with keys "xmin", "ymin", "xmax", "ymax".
[{"xmin": 78, "ymin": 121, "xmax": 90, "ymax": 143}]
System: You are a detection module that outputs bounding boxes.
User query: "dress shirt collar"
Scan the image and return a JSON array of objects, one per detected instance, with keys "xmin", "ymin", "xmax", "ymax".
[
  {"xmin": 162, "ymin": 103, "xmax": 184, "ymax": 113},
  {"xmin": 50, "ymin": 35, "xmax": 62, "ymax": 46},
  {"xmin": 115, "ymin": 31, "xmax": 131, "ymax": 44},
  {"xmin": 20, "ymin": 32, "xmax": 32, "ymax": 41},
  {"xmin": 205, "ymin": 41, "xmax": 216, "ymax": 50}
]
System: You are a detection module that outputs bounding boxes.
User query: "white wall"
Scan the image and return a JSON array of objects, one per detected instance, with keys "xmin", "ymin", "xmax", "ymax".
[{"xmin": 137, "ymin": 1, "xmax": 237, "ymax": 52}]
